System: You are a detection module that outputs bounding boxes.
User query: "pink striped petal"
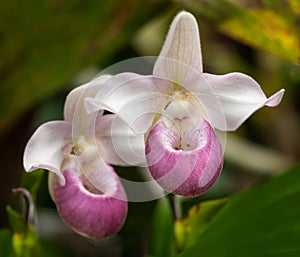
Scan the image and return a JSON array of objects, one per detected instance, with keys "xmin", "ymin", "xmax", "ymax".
[
  {"xmin": 145, "ymin": 119, "xmax": 223, "ymax": 197},
  {"xmin": 53, "ymin": 165, "xmax": 127, "ymax": 240}
]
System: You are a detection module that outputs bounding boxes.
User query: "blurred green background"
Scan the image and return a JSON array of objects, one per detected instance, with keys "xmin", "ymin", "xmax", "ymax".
[{"xmin": 0, "ymin": 0, "xmax": 299, "ymax": 256}]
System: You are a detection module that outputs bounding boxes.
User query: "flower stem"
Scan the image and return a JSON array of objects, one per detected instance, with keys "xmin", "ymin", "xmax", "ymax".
[{"xmin": 167, "ymin": 194, "xmax": 182, "ymax": 221}]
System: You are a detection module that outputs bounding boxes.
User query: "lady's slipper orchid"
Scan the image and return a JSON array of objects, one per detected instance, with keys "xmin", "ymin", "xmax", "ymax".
[
  {"xmin": 23, "ymin": 75, "xmax": 134, "ymax": 239},
  {"xmin": 86, "ymin": 11, "xmax": 284, "ymax": 197}
]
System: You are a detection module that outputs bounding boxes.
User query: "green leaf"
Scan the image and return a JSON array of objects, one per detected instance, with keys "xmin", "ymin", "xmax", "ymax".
[
  {"xmin": 6, "ymin": 206, "xmax": 27, "ymax": 234},
  {"xmin": 6, "ymin": 206, "xmax": 40, "ymax": 257},
  {"xmin": 180, "ymin": 0, "xmax": 300, "ymax": 65},
  {"xmin": 0, "ymin": 229, "xmax": 13, "ymax": 257},
  {"xmin": 175, "ymin": 164, "xmax": 300, "ymax": 257},
  {"xmin": 0, "ymin": 0, "xmax": 168, "ymax": 134},
  {"xmin": 148, "ymin": 197, "xmax": 176, "ymax": 257},
  {"xmin": 20, "ymin": 169, "xmax": 44, "ymax": 202},
  {"xmin": 12, "ymin": 224, "xmax": 40, "ymax": 257},
  {"xmin": 219, "ymin": 8, "xmax": 299, "ymax": 65},
  {"xmin": 175, "ymin": 198, "xmax": 227, "ymax": 251}
]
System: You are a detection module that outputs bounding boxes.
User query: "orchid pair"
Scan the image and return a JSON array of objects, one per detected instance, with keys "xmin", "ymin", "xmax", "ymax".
[{"xmin": 23, "ymin": 11, "xmax": 284, "ymax": 240}]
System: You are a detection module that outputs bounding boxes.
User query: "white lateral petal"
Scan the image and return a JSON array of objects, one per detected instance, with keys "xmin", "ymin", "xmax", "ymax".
[
  {"xmin": 153, "ymin": 11, "xmax": 203, "ymax": 83},
  {"xmin": 64, "ymin": 75, "xmax": 110, "ymax": 135},
  {"xmin": 95, "ymin": 114, "xmax": 146, "ymax": 166},
  {"xmin": 64, "ymin": 84, "xmax": 87, "ymax": 122},
  {"xmin": 86, "ymin": 72, "xmax": 173, "ymax": 114},
  {"xmin": 64, "ymin": 75, "xmax": 111, "ymax": 122},
  {"xmin": 265, "ymin": 89, "xmax": 285, "ymax": 107},
  {"xmin": 23, "ymin": 121, "xmax": 72, "ymax": 185},
  {"xmin": 85, "ymin": 73, "xmax": 172, "ymax": 134},
  {"xmin": 189, "ymin": 72, "xmax": 285, "ymax": 131},
  {"xmin": 113, "ymin": 91, "xmax": 171, "ymax": 134}
]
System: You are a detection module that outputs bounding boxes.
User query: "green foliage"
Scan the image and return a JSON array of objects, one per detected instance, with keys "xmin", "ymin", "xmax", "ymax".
[
  {"xmin": 6, "ymin": 206, "xmax": 27, "ymax": 234},
  {"xmin": 0, "ymin": 229, "xmax": 13, "ymax": 257},
  {"xmin": 175, "ymin": 198, "xmax": 227, "ymax": 251},
  {"xmin": 219, "ymin": 8, "xmax": 299, "ymax": 65},
  {"xmin": 6, "ymin": 206, "xmax": 40, "ymax": 257},
  {"xmin": 20, "ymin": 169, "xmax": 44, "ymax": 202},
  {"xmin": 179, "ymin": 0, "xmax": 300, "ymax": 65},
  {"xmin": 175, "ymin": 164, "xmax": 300, "ymax": 257},
  {"xmin": 1, "ymin": 1, "xmax": 298, "ymax": 256},
  {"xmin": 11, "ymin": 225, "xmax": 40, "ymax": 257},
  {"xmin": 147, "ymin": 198, "xmax": 176, "ymax": 257},
  {"xmin": 0, "ymin": 0, "xmax": 167, "ymax": 133}
]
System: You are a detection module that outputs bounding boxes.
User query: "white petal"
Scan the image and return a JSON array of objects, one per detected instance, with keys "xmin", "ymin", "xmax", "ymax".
[
  {"xmin": 265, "ymin": 89, "xmax": 285, "ymax": 107},
  {"xmin": 64, "ymin": 84, "xmax": 87, "ymax": 122},
  {"xmin": 64, "ymin": 75, "xmax": 111, "ymax": 121},
  {"xmin": 64, "ymin": 75, "xmax": 110, "ymax": 135},
  {"xmin": 23, "ymin": 121, "xmax": 72, "ymax": 185},
  {"xmin": 188, "ymin": 72, "xmax": 285, "ymax": 131},
  {"xmin": 85, "ymin": 73, "xmax": 173, "ymax": 133},
  {"xmin": 95, "ymin": 114, "xmax": 146, "ymax": 166},
  {"xmin": 153, "ymin": 11, "xmax": 203, "ymax": 84}
]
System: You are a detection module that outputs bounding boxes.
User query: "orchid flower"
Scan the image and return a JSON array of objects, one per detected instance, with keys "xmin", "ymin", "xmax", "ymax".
[
  {"xmin": 86, "ymin": 11, "xmax": 284, "ymax": 197},
  {"xmin": 23, "ymin": 75, "xmax": 136, "ymax": 239}
]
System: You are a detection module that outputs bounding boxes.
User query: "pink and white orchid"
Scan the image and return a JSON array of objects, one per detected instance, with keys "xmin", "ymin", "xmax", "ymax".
[
  {"xmin": 23, "ymin": 75, "xmax": 134, "ymax": 239},
  {"xmin": 86, "ymin": 11, "xmax": 284, "ymax": 197}
]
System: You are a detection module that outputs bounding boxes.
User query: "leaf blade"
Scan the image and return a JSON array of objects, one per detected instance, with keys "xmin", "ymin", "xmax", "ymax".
[
  {"xmin": 176, "ymin": 165, "xmax": 300, "ymax": 257},
  {"xmin": 148, "ymin": 198, "xmax": 176, "ymax": 257}
]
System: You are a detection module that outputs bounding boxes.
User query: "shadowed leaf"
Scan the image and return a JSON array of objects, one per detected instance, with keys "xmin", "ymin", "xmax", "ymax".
[
  {"xmin": 148, "ymin": 198, "xmax": 176, "ymax": 257},
  {"xmin": 175, "ymin": 164, "xmax": 300, "ymax": 257},
  {"xmin": 0, "ymin": 0, "xmax": 167, "ymax": 133},
  {"xmin": 0, "ymin": 229, "xmax": 13, "ymax": 257}
]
